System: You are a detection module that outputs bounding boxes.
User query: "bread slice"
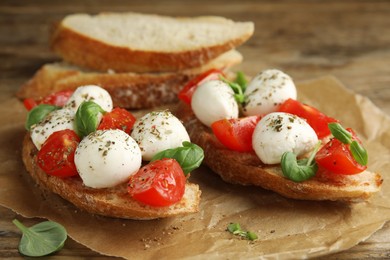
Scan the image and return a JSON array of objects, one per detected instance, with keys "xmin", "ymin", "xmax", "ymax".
[
  {"xmin": 22, "ymin": 133, "xmax": 201, "ymax": 219},
  {"xmin": 50, "ymin": 12, "xmax": 254, "ymax": 72},
  {"xmin": 17, "ymin": 50, "xmax": 242, "ymax": 109},
  {"xmin": 176, "ymin": 103, "xmax": 383, "ymax": 202}
]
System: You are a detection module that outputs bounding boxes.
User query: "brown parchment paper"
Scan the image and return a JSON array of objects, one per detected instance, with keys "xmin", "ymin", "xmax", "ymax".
[{"xmin": 0, "ymin": 76, "xmax": 389, "ymax": 259}]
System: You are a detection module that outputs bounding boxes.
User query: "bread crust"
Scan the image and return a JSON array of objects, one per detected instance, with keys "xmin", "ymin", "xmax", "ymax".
[
  {"xmin": 22, "ymin": 133, "xmax": 201, "ymax": 219},
  {"xmin": 50, "ymin": 16, "xmax": 252, "ymax": 73},
  {"xmin": 176, "ymin": 103, "xmax": 383, "ymax": 202},
  {"xmin": 17, "ymin": 50, "xmax": 242, "ymax": 109}
]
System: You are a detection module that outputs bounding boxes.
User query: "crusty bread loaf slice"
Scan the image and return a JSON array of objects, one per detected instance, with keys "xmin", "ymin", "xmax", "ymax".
[
  {"xmin": 17, "ymin": 50, "xmax": 242, "ymax": 109},
  {"xmin": 22, "ymin": 133, "xmax": 201, "ymax": 219},
  {"xmin": 50, "ymin": 12, "xmax": 253, "ymax": 72},
  {"xmin": 176, "ymin": 103, "xmax": 383, "ymax": 202}
]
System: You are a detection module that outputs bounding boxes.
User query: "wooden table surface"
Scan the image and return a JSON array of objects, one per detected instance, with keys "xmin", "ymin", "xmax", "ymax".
[{"xmin": 1, "ymin": 0, "xmax": 389, "ymax": 259}]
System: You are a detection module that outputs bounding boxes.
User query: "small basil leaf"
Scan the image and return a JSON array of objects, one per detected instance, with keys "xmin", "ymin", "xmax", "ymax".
[
  {"xmin": 75, "ymin": 101, "xmax": 105, "ymax": 138},
  {"xmin": 219, "ymin": 75, "xmax": 245, "ymax": 105},
  {"xmin": 151, "ymin": 141, "xmax": 204, "ymax": 175},
  {"xmin": 281, "ymin": 152, "xmax": 318, "ymax": 182},
  {"xmin": 350, "ymin": 140, "xmax": 368, "ymax": 166},
  {"xmin": 227, "ymin": 223, "xmax": 242, "ymax": 233},
  {"xmin": 25, "ymin": 104, "xmax": 58, "ymax": 130},
  {"xmin": 328, "ymin": 123, "xmax": 352, "ymax": 144},
  {"xmin": 234, "ymin": 71, "xmax": 248, "ymax": 91},
  {"xmin": 13, "ymin": 219, "xmax": 67, "ymax": 257},
  {"xmin": 246, "ymin": 231, "xmax": 258, "ymax": 241}
]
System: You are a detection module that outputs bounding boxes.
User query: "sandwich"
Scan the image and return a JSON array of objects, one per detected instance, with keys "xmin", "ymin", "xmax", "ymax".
[{"xmin": 175, "ymin": 68, "xmax": 383, "ymax": 201}]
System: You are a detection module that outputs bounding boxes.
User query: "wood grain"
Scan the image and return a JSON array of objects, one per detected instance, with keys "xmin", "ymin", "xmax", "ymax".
[{"xmin": 1, "ymin": 0, "xmax": 389, "ymax": 259}]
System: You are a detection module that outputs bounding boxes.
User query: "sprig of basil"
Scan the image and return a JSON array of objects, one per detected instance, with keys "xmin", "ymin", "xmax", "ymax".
[
  {"xmin": 151, "ymin": 141, "xmax": 204, "ymax": 176},
  {"xmin": 13, "ymin": 219, "xmax": 67, "ymax": 257},
  {"xmin": 219, "ymin": 74, "xmax": 246, "ymax": 104},
  {"xmin": 25, "ymin": 104, "xmax": 58, "ymax": 130},
  {"xmin": 75, "ymin": 101, "xmax": 105, "ymax": 138},
  {"xmin": 281, "ymin": 141, "xmax": 321, "ymax": 182},
  {"xmin": 227, "ymin": 222, "xmax": 258, "ymax": 241},
  {"xmin": 328, "ymin": 123, "xmax": 368, "ymax": 166},
  {"xmin": 234, "ymin": 71, "xmax": 248, "ymax": 92}
]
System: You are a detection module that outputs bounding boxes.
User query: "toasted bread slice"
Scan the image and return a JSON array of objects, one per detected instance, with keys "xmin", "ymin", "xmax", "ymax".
[
  {"xmin": 176, "ymin": 103, "xmax": 383, "ymax": 202},
  {"xmin": 50, "ymin": 12, "xmax": 253, "ymax": 72},
  {"xmin": 17, "ymin": 50, "xmax": 242, "ymax": 109},
  {"xmin": 22, "ymin": 133, "xmax": 201, "ymax": 219}
]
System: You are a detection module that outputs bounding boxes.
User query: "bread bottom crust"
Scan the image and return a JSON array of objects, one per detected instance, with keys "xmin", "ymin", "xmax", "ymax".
[
  {"xmin": 22, "ymin": 133, "xmax": 201, "ymax": 220},
  {"xmin": 176, "ymin": 103, "xmax": 383, "ymax": 202}
]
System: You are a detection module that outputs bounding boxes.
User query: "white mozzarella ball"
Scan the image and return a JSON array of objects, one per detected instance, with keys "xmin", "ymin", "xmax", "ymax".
[
  {"xmin": 191, "ymin": 80, "xmax": 239, "ymax": 126},
  {"xmin": 131, "ymin": 110, "xmax": 190, "ymax": 161},
  {"xmin": 243, "ymin": 69, "xmax": 297, "ymax": 116},
  {"xmin": 65, "ymin": 85, "xmax": 113, "ymax": 112},
  {"xmin": 252, "ymin": 112, "xmax": 318, "ymax": 164},
  {"xmin": 75, "ymin": 129, "xmax": 142, "ymax": 188},
  {"xmin": 30, "ymin": 108, "xmax": 75, "ymax": 150}
]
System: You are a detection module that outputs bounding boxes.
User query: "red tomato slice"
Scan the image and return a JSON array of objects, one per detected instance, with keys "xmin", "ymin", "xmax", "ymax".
[
  {"xmin": 211, "ymin": 116, "xmax": 261, "ymax": 152},
  {"xmin": 23, "ymin": 90, "xmax": 74, "ymax": 111},
  {"xmin": 315, "ymin": 128, "xmax": 367, "ymax": 175},
  {"xmin": 23, "ymin": 98, "xmax": 38, "ymax": 111},
  {"xmin": 278, "ymin": 98, "xmax": 338, "ymax": 139},
  {"xmin": 178, "ymin": 68, "xmax": 224, "ymax": 104},
  {"xmin": 97, "ymin": 107, "xmax": 136, "ymax": 135},
  {"xmin": 37, "ymin": 129, "xmax": 80, "ymax": 178},
  {"xmin": 40, "ymin": 90, "xmax": 73, "ymax": 107},
  {"xmin": 127, "ymin": 158, "xmax": 186, "ymax": 207}
]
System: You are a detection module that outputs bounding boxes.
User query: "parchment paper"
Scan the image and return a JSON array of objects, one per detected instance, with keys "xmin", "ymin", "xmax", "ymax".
[{"xmin": 0, "ymin": 76, "xmax": 389, "ymax": 259}]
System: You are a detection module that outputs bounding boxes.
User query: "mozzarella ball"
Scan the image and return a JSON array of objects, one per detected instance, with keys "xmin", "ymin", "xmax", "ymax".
[
  {"xmin": 75, "ymin": 129, "xmax": 142, "ymax": 188},
  {"xmin": 65, "ymin": 85, "xmax": 113, "ymax": 112},
  {"xmin": 252, "ymin": 112, "xmax": 318, "ymax": 164},
  {"xmin": 131, "ymin": 110, "xmax": 190, "ymax": 161},
  {"xmin": 191, "ymin": 80, "xmax": 239, "ymax": 126},
  {"xmin": 243, "ymin": 69, "xmax": 297, "ymax": 116},
  {"xmin": 30, "ymin": 108, "xmax": 75, "ymax": 150}
]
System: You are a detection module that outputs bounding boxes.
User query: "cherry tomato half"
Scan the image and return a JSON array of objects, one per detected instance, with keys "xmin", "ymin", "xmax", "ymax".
[
  {"xmin": 97, "ymin": 107, "xmax": 136, "ymax": 135},
  {"xmin": 37, "ymin": 129, "xmax": 80, "ymax": 178},
  {"xmin": 315, "ymin": 128, "xmax": 367, "ymax": 175},
  {"xmin": 127, "ymin": 158, "xmax": 186, "ymax": 207},
  {"xmin": 211, "ymin": 116, "xmax": 261, "ymax": 152},
  {"xmin": 23, "ymin": 90, "xmax": 74, "ymax": 111},
  {"xmin": 278, "ymin": 98, "xmax": 338, "ymax": 139},
  {"xmin": 178, "ymin": 68, "xmax": 224, "ymax": 104}
]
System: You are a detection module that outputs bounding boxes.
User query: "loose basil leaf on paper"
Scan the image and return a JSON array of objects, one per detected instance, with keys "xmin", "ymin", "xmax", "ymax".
[
  {"xmin": 25, "ymin": 104, "xmax": 59, "ymax": 130},
  {"xmin": 328, "ymin": 122, "xmax": 368, "ymax": 166},
  {"xmin": 227, "ymin": 222, "xmax": 258, "ymax": 241},
  {"xmin": 75, "ymin": 101, "xmax": 105, "ymax": 138},
  {"xmin": 12, "ymin": 219, "xmax": 67, "ymax": 257},
  {"xmin": 281, "ymin": 142, "xmax": 321, "ymax": 182},
  {"xmin": 151, "ymin": 141, "xmax": 204, "ymax": 176}
]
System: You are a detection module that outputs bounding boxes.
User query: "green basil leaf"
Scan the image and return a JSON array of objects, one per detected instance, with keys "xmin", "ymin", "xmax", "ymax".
[
  {"xmin": 25, "ymin": 104, "xmax": 58, "ymax": 130},
  {"xmin": 219, "ymin": 75, "xmax": 245, "ymax": 105},
  {"xmin": 234, "ymin": 71, "xmax": 248, "ymax": 91},
  {"xmin": 246, "ymin": 231, "xmax": 258, "ymax": 241},
  {"xmin": 75, "ymin": 101, "xmax": 105, "ymax": 138},
  {"xmin": 151, "ymin": 141, "xmax": 204, "ymax": 176},
  {"xmin": 227, "ymin": 223, "xmax": 242, "ymax": 234},
  {"xmin": 350, "ymin": 140, "xmax": 368, "ymax": 166},
  {"xmin": 281, "ymin": 152, "xmax": 318, "ymax": 182},
  {"xmin": 328, "ymin": 123, "xmax": 352, "ymax": 144},
  {"xmin": 13, "ymin": 219, "xmax": 67, "ymax": 257}
]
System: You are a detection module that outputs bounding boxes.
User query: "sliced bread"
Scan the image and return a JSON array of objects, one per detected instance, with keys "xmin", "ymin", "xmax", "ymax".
[
  {"xmin": 50, "ymin": 12, "xmax": 253, "ymax": 72},
  {"xmin": 17, "ymin": 50, "xmax": 242, "ymax": 109},
  {"xmin": 176, "ymin": 103, "xmax": 383, "ymax": 202},
  {"xmin": 22, "ymin": 133, "xmax": 201, "ymax": 219}
]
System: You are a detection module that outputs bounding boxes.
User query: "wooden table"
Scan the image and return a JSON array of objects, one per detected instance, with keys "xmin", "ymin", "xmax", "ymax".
[{"xmin": 1, "ymin": 0, "xmax": 389, "ymax": 258}]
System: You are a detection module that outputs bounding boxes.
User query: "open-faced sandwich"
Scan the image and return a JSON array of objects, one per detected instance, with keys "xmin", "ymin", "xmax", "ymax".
[
  {"xmin": 22, "ymin": 85, "xmax": 204, "ymax": 219},
  {"xmin": 176, "ymin": 68, "xmax": 383, "ymax": 201}
]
